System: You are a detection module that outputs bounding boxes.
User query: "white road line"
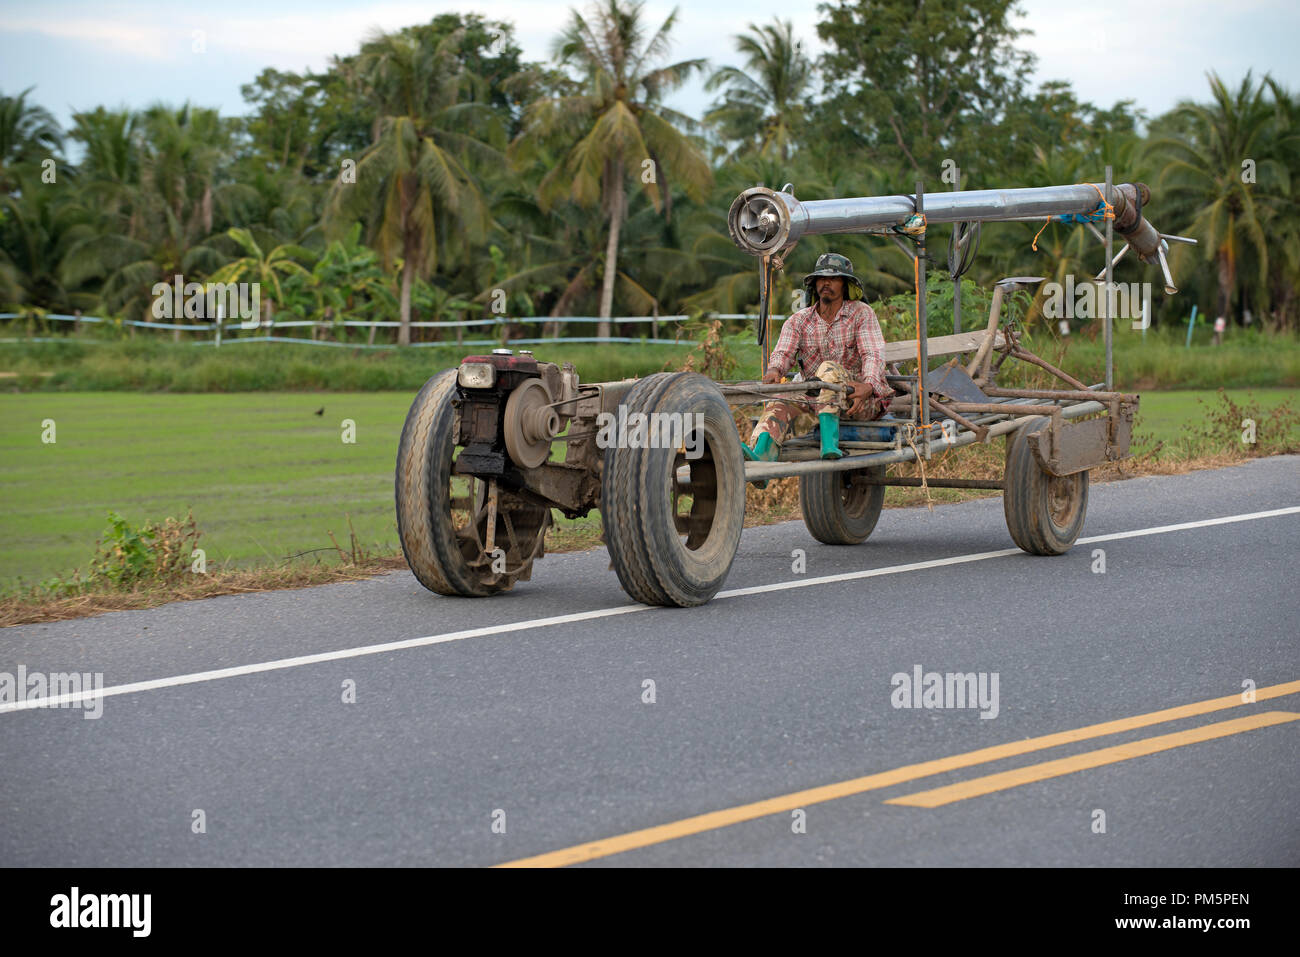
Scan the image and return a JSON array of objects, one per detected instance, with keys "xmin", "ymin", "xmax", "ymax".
[
  {"xmin": 3, "ymin": 505, "xmax": 1297, "ymax": 715},
  {"xmin": 1076, "ymin": 506, "xmax": 1300, "ymax": 544}
]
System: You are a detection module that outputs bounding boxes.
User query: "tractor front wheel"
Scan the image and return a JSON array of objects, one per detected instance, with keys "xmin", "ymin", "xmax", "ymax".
[{"xmin": 396, "ymin": 370, "xmax": 550, "ymax": 596}]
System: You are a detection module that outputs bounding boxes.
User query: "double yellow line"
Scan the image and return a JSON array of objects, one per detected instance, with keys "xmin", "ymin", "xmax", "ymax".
[{"xmin": 497, "ymin": 680, "xmax": 1300, "ymax": 867}]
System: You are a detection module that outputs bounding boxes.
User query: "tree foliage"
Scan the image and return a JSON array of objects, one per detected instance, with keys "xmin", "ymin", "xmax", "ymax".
[{"xmin": 2, "ymin": 1, "xmax": 1297, "ymax": 337}]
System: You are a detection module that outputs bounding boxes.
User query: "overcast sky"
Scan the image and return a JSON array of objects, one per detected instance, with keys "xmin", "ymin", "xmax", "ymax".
[{"xmin": 2, "ymin": 0, "xmax": 1295, "ymax": 134}]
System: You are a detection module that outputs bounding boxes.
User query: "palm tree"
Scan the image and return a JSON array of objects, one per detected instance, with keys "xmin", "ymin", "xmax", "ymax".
[
  {"xmin": 0, "ymin": 87, "xmax": 62, "ymax": 193},
  {"xmin": 324, "ymin": 26, "xmax": 498, "ymax": 345},
  {"xmin": 0, "ymin": 168, "xmax": 96, "ymax": 310},
  {"xmin": 207, "ymin": 227, "xmax": 313, "ymax": 324},
  {"xmin": 484, "ymin": 191, "xmax": 693, "ymax": 328},
  {"xmin": 1148, "ymin": 72, "xmax": 1294, "ymax": 325},
  {"xmin": 60, "ymin": 105, "xmax": 251, "ymax": 321},
  {"xmin": 704, "ymin": 19, "xmax": 812, "ymax": 161},
  {"xmin": 1259, "ymin": 76, "xmax": 1300, "ymax": 329},
  {"xmin": 511, "ymin": 0, "xmax": 712, "ymax": 336}
]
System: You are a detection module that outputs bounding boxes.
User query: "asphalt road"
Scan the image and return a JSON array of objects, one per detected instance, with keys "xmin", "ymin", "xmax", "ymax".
[{"xmin": 2, "ymin": 455, "xmax": 1297, "ymax": 867}]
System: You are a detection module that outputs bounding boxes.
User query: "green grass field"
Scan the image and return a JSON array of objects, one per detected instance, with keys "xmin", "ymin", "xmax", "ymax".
[
  {"xmin": 1, "ymin": 393, "xmax": 415, "ymax": 586},
  {"xmin": 1129, "ymin": 389, "xmax": 1296, "ymax": 449},
  {"xmin": 1, "ymin": 322, "xmax": 1297, "ymax": 393},
  {"xmin": 1, "ymin": 388, "xmax": 1295, "ymax": 587}
]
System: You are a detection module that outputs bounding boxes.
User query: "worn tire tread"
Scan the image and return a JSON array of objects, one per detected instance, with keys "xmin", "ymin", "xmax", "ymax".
[
  {"xmin": 799, "ymin": 465, "xmax": 886, "ymax": 545},
  {"xmin": 1003, "ymin": 415, "xmax": 1088, "ymax": 555}
]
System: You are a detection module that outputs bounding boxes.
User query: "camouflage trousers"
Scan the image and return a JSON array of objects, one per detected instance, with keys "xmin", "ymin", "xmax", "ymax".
[{"xmin": 749, "ymin": 361, "xmax": 886, "ymax": 446}]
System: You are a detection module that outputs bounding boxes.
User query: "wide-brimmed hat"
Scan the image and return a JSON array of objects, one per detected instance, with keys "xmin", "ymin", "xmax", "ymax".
[{"xmin": 803, "ymin": 252, "xmax": 864, "ymax": 301}]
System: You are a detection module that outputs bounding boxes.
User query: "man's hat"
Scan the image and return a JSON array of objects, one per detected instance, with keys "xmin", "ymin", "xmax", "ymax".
[{"xmin": 803, "ymin": 252, "xmax": 864, "ymax": 302}]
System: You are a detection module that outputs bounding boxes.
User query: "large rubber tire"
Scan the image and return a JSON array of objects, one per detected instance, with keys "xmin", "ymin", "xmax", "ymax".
[
  {"xmin": 599, "ymin": 373, "xmax": 676, "ymax": 605},
  {"xmin": 395, "ymin": 370, "xmax": 550, "ymax": 596},
  {"xmin": 799, "ymin": 465, "xmax": 886, "ymax": 545},
  {"xmin": 601, "ymin": 372, "xmax": 746, "ymax": 607},
  {"xmin": 1003, "ymin": 415, "xmax": 1088, "ymax": 555}
]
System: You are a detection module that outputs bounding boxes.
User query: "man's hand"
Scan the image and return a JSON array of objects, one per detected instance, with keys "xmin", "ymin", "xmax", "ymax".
[
  {"xmin": 762, "ymin": 368, "xmax": 782, "ymax": 385},
  {"xmin": 846, "ymin": 381, "xmax": 873, "ymax": 418}
]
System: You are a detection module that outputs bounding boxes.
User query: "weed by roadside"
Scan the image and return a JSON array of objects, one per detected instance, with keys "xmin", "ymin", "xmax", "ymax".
[{"xmin": 1163, "ymin": 388, "xmax": 1299, "ymax": 459}]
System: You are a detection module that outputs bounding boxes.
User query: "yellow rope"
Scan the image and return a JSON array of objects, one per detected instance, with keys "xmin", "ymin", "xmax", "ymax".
[
  {"xmin": 1030, "ymin": 219, "xmax": 1051, "ymax": 252},
  {"xmin": 1084, "ymin": 181, "xmax": 1116, "ymax": 220},
  {"xmin": 913, "ymin": 255, "xmax": 921, "ymax": 370},
  {"xmin": 902, "ymin": 425, "xmax": 936, "ymax": 511}
]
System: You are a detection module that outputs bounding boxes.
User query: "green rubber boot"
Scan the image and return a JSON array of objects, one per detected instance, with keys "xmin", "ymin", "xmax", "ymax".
[
  {"xmin": 741, "ymin": 430, "xmax": 778, "ymax": 462},
  {"xmin": 819, "ymin": 413, "xmax": 843, "ymax": 460}
]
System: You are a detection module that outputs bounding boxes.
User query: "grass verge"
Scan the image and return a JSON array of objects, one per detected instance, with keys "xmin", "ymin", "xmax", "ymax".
[{"xmin": 2, "ymin": 388, "xmax": 1294, "ymax": 628}]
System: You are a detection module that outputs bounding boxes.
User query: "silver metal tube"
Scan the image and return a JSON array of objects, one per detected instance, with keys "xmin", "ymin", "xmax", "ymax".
[
  {"xmin": 728, "ymin": 183, "xmax": 1138, "ymax": 256},
  {"xmin": 743, "ymin": 400, "xmax": 1105, "ymax": 481},
  {"xmin": 1094, "ymin": 243, "xmax": 1130, "ymax": 281},
  {"xmin": 1156, "ymin": 242, "xmax": 1177, "ymax": 295}
]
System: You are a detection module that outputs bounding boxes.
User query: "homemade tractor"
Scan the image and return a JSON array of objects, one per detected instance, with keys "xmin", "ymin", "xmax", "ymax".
[{"xmin": 396, "ymin": 170, "xmax": 1195, "ymax": 606}]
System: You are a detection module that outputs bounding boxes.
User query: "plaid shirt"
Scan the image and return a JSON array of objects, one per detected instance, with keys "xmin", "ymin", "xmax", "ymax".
[{"xmin": 767, "ymin": 300, "xmax": 893, "ymax": 400}]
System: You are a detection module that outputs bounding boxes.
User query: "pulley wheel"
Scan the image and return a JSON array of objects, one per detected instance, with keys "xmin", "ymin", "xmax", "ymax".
[{"xmin": 503, "ymin": 378, "xmax": 558, "ymax": 469}]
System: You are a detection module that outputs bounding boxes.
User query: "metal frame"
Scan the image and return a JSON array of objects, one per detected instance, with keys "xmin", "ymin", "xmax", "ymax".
[{"xmin": 726, "ymin": 170, "xmax": 1196, "ymax": 486}]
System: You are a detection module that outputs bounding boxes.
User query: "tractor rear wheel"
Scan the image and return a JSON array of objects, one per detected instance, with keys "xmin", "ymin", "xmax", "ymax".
[{"xmin": 601, "ymin": 372, "xmax": 745, "ymax": 607}]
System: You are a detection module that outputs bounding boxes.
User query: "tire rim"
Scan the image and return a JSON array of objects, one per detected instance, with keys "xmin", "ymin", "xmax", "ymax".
[
  {"xmin": 1046, "ymin": 472, "xmax": 1082, "ymax": 528},
  {"xmin": 667, "ymin": 422, "xmax": 735, "ymax": 562},
  {"xmin": 841, "ymin": 469, "xmax": 878, "ymax": 519},
  {"xmin": 447, "ymin": 448, "xmax": 550, "ymax": 586}
]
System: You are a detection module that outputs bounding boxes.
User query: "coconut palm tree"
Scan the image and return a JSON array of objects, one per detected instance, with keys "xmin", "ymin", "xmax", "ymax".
[
  {"xmin": 482, "ymin": 189, "xmax": 692, "ymax": 328},
  {"xmin": 60, "ymin": 105, "xmax": 251, "ymax": 321},
  {"xmin": 510, "ymin": 0, "xmax": 712, "ymax": 336},
  {"xmin": 704, "ymin": 19, "xmax": 813, "ymax": 161},
  {"xmin": 0, "ymin": 168, "xmax": 96, "ymax": 310},
  {"xmin": 0, "ymin": 87, "xmax": 62, "ymax": 193},
  {"xmin": 1258, "ymin": 76, "xmax": 1300, "ymax": 329},
  {"xmin": 1148, "ymin": 72, "xmax": 1294, "ymax": 326},
  {"xmin": 323, "ymin": 25, "xmax": 499, "ymax": 344}
]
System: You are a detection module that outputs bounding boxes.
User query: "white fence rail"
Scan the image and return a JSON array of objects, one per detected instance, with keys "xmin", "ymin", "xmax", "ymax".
[{"xmin": 0, "ymin": 312, "xmax": 779, "ymax": 349}]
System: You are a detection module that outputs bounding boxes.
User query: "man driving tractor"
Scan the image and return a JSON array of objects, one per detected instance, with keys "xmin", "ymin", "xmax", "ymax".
[{"xmin": 742, "ymin": 252, "xmax": 894, "ymax": 461}]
